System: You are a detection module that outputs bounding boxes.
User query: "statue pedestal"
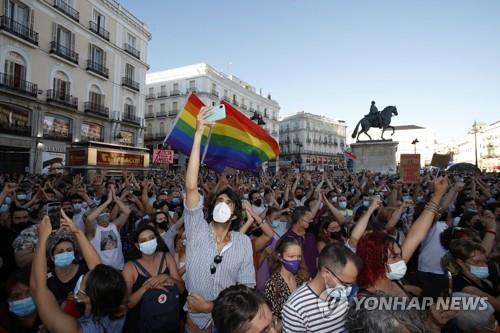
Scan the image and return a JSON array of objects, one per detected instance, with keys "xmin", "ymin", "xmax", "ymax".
[{"xmin": 351, "ymin": 141, "xmax": 398, "ymax": 174}]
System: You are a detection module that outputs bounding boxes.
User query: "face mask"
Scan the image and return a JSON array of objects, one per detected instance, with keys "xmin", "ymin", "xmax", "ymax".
[
  {"xmin": 368, "ymin": 189, "xmax": 375, "ymax": 195},
  {"xmin": 243, "ymin": 193, "xmax": 249, "ymax": 200},
  {"xmin": 73, "ymin": 274, "xmax": 84, "ymax": 303},
  {"xmin": 363, "ymin": 200, "xmax": 370, "ymax": 207},
  {"xmin": 402, "ymin": 195, "xmax": 411, "ymax": 202},
  {"xmin": 213, "ymin": 202, "xmax": 232, "ymax": 223},
  {"xmin": 330, "ymin": 231, "xmax": 343, "ymax": 240},
  {"xmin": 470, "ymin": 265, "xmax": 489, "ymax": 279},
  {"xmin": 271, "ymin": 220, "xmax": 282, "ymax": 228},
  {"xmin": 282, "ymin": 259, "xmax": 301, "ymax": 274},
  {"xmin": 13, "ymin": 222, "xmax": 31, "ymax": 233},
  {"xmin": 73, "ymin": 203, "xmax": 82, "ymax": 212},
  {"xmin": 139, "ymin": 238, "xmax": 158, "ymax": 255},
  {"xmin": 0, "ymin": 204, "xmax": 9, "ymax": 214},
  {"xmin": 17, "ymin": 194, "xmax": 27, "ymax": 201},
  {"xmin": 182, "ymin": 239, "xmax": 187, "ymax": 247},
  {"xmin": 9, "ymin": 297, "xmax": 36, "ymax": 317},
  {"xmin": 54, "ymin": 251, "xmax": 75, "ymax": 268},
  {"xmin": 171, "ymin": 197, "xmax": 181, "ymax": 205},
  {"xmin": 97, "ymin": 213, "xmax": 110, "ymax": 226},
  {"xmin": 253, "ymin": 199, "xmax": 263, "ymax": 207},
  {"xmin": 296, "ymin": 194, "xmax": 304, "ymax": 200},
  {"xmin": 4, "ymin": 196, "xmax": 12, "ymax": 205},
  {"xmin": 386, "ymin": 260, "xmax": 407, "ymax": 280},
  {"xmin": 339, "ymin": 201, "xmax": 347, "ymax": 209},
  {"xmin": 325, "ymin": 280, "xmax": 352, "ymax": 301}
]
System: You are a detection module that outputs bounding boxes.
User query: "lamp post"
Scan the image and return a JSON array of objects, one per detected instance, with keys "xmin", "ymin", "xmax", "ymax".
[
  {"xmin": 411, "ymin": 138, "xmax": 419, "ymax": 154},
  {"xmin": 470, "ymin": 121, "xmax": 479, "ymax": 168}
]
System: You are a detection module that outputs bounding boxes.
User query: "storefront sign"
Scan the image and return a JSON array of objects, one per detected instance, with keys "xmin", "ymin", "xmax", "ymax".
[
  {"xmin": 67, "ymin": 150, "xmax": 87, "ymax": 166},
  {"xmin": 96, "ymin": 151, "xmax": 144, "ymax": 167}
]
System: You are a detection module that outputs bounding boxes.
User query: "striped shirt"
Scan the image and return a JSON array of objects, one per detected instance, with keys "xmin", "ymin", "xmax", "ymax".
[
  {"xmin": 282, "ymin": 283, "xmax": 348, "ymax": 333},
  {"xmin": 184, "ymin": 196, "xmax": 256, "ymax": 329}
]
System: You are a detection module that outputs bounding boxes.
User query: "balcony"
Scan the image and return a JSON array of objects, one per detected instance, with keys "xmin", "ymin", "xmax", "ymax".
[
  {"xmin": 84, "ymin": 101, "xmax": 109, "ymax": 117},
  {"xmin": 145, "ymin": 112, "xmax": 155, "ymax": 119},
  {"xmin": 186, "ymin": 87, "xmax": 198, "ymax": 94},
  {"xmin": 0, "ymin": 125, "xmax": 31, "ymax": 137},
  {"xmin": 0, "ymin": 16, "xmax": 38, "ymax": 46},
  {"xmin": 86, "ymin": 60, "xmax": 109, "ymax": 78},
  {"xmin": 157, "ymin": 91, "xmax": 168, "ymax": 98},
  {"xmin": 53, "ymin": 0, "xmax": 79, "ymax": 22},
  {"xmin": 168, "ymin": 109, "xmax": 179, "ymax": 117},
  {"xmin": 170, "ymin": 89, "xmax": 180, "ymax": 96},
  {"xmin": 89, "ymin": 21, "xmax": 109, "ymax": 40},
  {"xmin": 50, "ymin": 41, "xmax": 78, "ymax": 64},
  {"xmin": 121, "ymin": 77, "xmax": 139, "ymax": 91},
  {"xmin": 0, "ymin": 72, "xmax": 38, "ymax": 98},
  {"xmin": 46, "ymin": 89, "xmax": 78, "ymax": 109},
  {"xmin": 211, "ymin": 89, "xmax": 219, "ymax": 97},
  {"xmin": 146, "ymin": 93, "xmax": 156, "ymax": 100},
  {"xmin": 122, "ymin": 112, "xmax": 141, "ymax": 125},
  {"xmin": 156, "ymin": 111, "xmax": 167, "ymax": 118},
  {"xmin": 123, "ymin": 43, "xmax": 140, "ymax": 59}
]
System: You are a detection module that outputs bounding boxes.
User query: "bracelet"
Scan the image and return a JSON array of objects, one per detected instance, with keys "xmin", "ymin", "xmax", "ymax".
[
  {"xmin": 486, "ymin": 230, "xmax": 497, "ymax": 236},
  {"xmin": 424, "ymin": 203, "xmax": 441, "ymax": 215}
]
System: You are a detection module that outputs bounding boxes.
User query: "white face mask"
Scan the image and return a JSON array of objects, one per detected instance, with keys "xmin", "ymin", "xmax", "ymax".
[
  {"xmin": 339, "ymin": 201, "xmax": 347, "ymax": 209},
  {"xmin": 386, "ymin": 260, "xmax": 407, "ymax": 280},
  {"xmin": 213, "ymin": 202, "xmax": 232, "ymax": 223}
]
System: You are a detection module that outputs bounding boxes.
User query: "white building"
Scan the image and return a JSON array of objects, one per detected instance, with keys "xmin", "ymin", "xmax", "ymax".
[
  {"xmin": 144, "ymin": 63, "xmax": 280, "ymax": 166},
  {"xmin": 279, "ymin": 111, "xmax": 347, "ymax": 171},
  {"xmin": 437, "ymin": 121, "xmax": 500, "ymax": 172},
  {"xmin": 359, "ymin": 125, "xmax": 437, "ymax": 167},
  {"xmin": 0, "ymin": 0, "xmax": 150, "ymax": 173}
]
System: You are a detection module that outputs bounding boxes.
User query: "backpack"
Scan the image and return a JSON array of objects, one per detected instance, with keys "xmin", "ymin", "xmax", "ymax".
[{"xmin": 133, "ymin": 252, "xmax": 180, "ymax": 333}]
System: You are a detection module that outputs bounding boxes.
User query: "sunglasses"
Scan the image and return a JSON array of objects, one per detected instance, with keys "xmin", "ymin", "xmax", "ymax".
[{"xmin": 210, "ymin": 255, "xmax": 223, "ymax": 274}]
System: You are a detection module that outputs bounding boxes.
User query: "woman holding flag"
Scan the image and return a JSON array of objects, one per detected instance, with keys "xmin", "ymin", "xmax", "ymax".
[{"xmin": 183, "ymin": 106, "xmax": 256, "ymax": 333}]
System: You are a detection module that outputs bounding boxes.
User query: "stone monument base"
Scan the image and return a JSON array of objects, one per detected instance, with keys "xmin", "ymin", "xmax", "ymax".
[{"xmin": 351, "ymin": 141, "xmax": 398, "ymax": 174}]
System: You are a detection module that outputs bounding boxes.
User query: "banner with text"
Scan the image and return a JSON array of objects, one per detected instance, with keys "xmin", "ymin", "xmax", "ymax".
[
  {"xmin": 400, "ymin": 154, "xmax": 421, "ymax": 184},
  {"xmin": 153, "ymin": 149, "xmax": 174, "ymax": 164}
]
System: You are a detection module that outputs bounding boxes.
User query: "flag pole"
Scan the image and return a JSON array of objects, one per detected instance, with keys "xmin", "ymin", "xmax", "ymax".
[{"xmin": 201, "ymin": 126, "xmax": 214, "ymax": 165}]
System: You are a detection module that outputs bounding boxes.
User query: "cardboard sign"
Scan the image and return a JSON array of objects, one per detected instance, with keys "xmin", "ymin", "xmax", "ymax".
[
  {"xmin": 431, "ymin": 153, "xmax": 451, "ymax": 169},
  {"xmin": 400, "ymin": 154, "xmax": 420, "ymax": 184},
  {"xmin": 152, "ymin": 149, "xmax": 174, "ymax": 164}
]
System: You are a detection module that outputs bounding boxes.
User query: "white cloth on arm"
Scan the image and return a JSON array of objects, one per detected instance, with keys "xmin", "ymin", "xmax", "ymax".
[{"xmin": 183, "ymin": 196, "xmax": 256, "ymax": 329}]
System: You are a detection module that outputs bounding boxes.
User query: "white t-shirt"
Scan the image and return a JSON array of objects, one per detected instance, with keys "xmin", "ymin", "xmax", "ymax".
[
  {"xmin": 418, "ymin": 221, "xmax": 448, "ymax": 275},
  {"xmin": 90, "ymin": 223, "xmax": 124, "ymax": 270}
]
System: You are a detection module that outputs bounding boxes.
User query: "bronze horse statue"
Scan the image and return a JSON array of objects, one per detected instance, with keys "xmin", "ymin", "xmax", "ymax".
[{"xmin": 351, "ymin": 106, "xmax": 398, "ymax": 141}]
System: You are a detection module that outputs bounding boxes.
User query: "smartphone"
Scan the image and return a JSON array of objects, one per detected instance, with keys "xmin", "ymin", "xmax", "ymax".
[
  {"xmin": 206, "ymin": 104, "xmax": 226, "ymax": 122},
  {"xmin": 47, "ymin": 202, "xmax": 61, "ymax": 229}
]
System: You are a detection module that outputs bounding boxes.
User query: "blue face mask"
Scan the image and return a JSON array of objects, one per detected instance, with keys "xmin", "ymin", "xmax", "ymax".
[
  {"xmin": 9, "ymin": 297, "xmax": 36, "ymax": 317},
  {"xmin": 171, "ymin": 197, "xmax": 181, "ymax": 205},
  {"xmin": 470, "ymin": 265, "xmax": 489, "ymax": 279},
  {"xmin": 54, "ymin": 251, "xmax": 75, "ymax": 268},
  {"xmin": 0, "ymin": 204, "xmax": 9, "ymax": 214},
  {"xmin": 182, "ymin": 239, "xmax": 187, "ymax": 247},
  {"xmin": 139, "ymin": 238, "xmax": 158, "ymax": 255},
  {"xmin": 4, "ymin": 196, "xmax": 12, "ymax": 205}
]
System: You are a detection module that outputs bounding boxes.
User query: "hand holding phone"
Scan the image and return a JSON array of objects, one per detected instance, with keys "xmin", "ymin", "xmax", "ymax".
[
  {"xmin": 205, "ymin": 104, "xmax": 226, "ymax": 122},
  {"xmin": 47, "ymin": 202, "xmax": 61, "ymax": 229}
]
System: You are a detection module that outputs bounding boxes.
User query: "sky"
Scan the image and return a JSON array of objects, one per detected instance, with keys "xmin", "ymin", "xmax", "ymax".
[{"xmin": 120, "ymin": 0, "xmax": 500, "ymax": 143}]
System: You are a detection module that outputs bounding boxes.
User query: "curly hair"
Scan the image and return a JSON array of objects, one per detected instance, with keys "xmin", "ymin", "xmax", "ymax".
[
  {"xmin": 356, "ymin": 231, "xmax": 399, "ymax": 288},
  {"xmin": 268, "ymin": 237, "xmax": 309, "ymax": 282}
]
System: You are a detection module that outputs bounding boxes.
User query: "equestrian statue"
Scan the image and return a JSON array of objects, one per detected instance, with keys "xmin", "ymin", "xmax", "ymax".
[{"xmin": 351, "ymin": 101, "xmax": 398, "ymax": 141}]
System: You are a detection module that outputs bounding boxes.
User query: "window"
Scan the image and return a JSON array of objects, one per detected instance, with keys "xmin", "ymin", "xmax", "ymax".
[
  {"xmin": 53, "ymin": 71, "xmax": 70, "ymax": 97},
  {"xmin": 147, "ymin": 105, "xmax": 153, "ymax": 113},
  {"xmin": 127, "ymin": 33, "xmax": 136, "ymax": 47},
  {"xmin": 189, "ymin": 80, "xmax": 195, "ymax": 89},
  {"xmin": 160, "ymin": 122, "xmax": 165, "ymax": 133},
  {"xmin": 147, "ymin": 123, "xmax": 152, "ymax": 133},
  {"xmin": 89, "ymin": 44, "xmax": 105, "ymax": 65},
  {"xmin": 4, "ymin": 52, "xmax": 26, "ymax": 88},
  {"xmin": 55, "ymin": 24, "xmax": 72, "ymax": 49},
  {"xmin": 118, "ymin": 130, "xmax": 134, "ymax": 146},
  {"xmin": 212, "ymin": 83, "xmax": 216, "ymax": 91},
  {"xmin": 160, "ymin": 103, "xmax": 165, "ymax": 112},
  {"xmin": 172, "ymin": 101, "xmax": 178, "ymax": 110},
  {"xmin": 160, "ymin": 85, "xmax": 166, "ymax": 94},
  {"xmin": 89, "ymin": 85, "xmax": 103, "ymax": 105},
  {"xmin": 43, "ymin": 114, "xmax": 71, "ymax": 138},
  {"xmin": 148, "ymin": 87, "xmax": 154, "ymax": 94},
  {"xmin": 125, "ymin": 63, "xmax": 134, "ymax": 80},
  {"xmin": 224, "ymin": 89, "xmax": 228, "ymax": 98},
  {"xmin": 92, "ymin": 9, "xmax": 105, "ymax": 30},
  {"xmin": 6, "ymin": 0, "xmax": 30, "ymax": 26},
  {"xmin": 173, "ymin": 82, "xmax": 179, "ymax": 91},
  {"xmin": 0, "ymin": 104, "xmax": 29, "ymax": 133}
]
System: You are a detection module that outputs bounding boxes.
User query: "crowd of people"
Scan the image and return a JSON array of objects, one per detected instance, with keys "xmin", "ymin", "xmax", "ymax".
[{"xmin": 0, "ymin": 107, "xmax": 499, "ymax": 332}]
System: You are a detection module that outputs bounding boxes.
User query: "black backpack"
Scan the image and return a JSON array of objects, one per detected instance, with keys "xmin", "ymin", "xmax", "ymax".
[{"xmin": 133, "ymin": 253, "xmax": 180, "ymax": 333}]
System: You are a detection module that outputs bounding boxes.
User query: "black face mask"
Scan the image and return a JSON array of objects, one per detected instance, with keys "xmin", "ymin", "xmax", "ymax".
[
  {"xmin": 253, "ymin": 199, "xmax": 262, "ymax": 207},
  {"xmin": 12, "ymin": 222, "xmax": 32, "ymax": 234},
  {"xmin": 296, "ymin": 194, "xmax": 304, "ymax": 200},
  {"xmin": 330, "ymin": 231, "xmax": 343, "ymax": 240}
]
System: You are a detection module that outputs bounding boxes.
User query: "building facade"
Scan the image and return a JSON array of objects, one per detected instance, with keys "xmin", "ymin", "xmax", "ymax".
[
  {"xmin": 0, "ymin": 0, "xmax": 150, "ymax": 173},
  {"xmin": 279, "ymin": 111, "xmax": 347, "ymax": 171},
  {"xmin": 354, "ymin": 125, "xmax": 437, "ymax": 167},
  {"xmin": 144, "ymin": 63, "xmax": 280, "ymax": 167},
  {"xmin": 437, "ymin": 121, "xmax": 500, "ymax": 172}
]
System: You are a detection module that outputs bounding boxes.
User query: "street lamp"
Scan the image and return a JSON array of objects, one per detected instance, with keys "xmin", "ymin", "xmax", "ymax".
[
  {"xmin": 411, "ymin": 138, "xmax": 419, "ymax": 154},
  {"xmin": 469, "ymin": 121, "xmax": 480, "ymax": 168}
]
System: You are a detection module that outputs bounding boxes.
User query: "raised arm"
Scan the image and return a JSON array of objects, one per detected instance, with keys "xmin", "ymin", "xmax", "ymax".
[
  {"xmin": 349, "ymin": 198, "xmax": 381, "ymax": 248},
  {"xmin": 186, "ymin": 106, "xmax": 213, "ymax": 209},
  {"xmin": 112, "ymin": 191, "xmax": 132, "ymax": 230},
  {"xmin": 31, "ymin": 216, "xmax": 80, "ymax": 333},
  {"xmin": 61, "ymin": 209, "xmax": 101, "ymax": 270},
  {"xmin": 402, "ymin": 177, "xmax": 448, "ymax": 263},
  {"xmin": 320, "ymin": 192, "xmax": 346, "ymax": 225}
]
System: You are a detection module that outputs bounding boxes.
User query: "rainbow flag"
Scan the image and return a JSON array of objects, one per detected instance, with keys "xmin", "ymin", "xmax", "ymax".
[{"xmin": 164, "ymin": 93, "xmax": 279, "ymax": 173}]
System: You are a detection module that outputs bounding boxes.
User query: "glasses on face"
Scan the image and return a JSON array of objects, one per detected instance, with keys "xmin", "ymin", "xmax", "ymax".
[
  {"xmin": 324, "ymin": 266, "xmax": 353, "ymax": 288},
  {"xmin": 210, "ymin": 255, "xmax": 223, "ymax": 274}
]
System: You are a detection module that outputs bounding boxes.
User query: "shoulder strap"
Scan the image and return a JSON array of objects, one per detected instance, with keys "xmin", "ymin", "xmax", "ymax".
[
  {"xmin": 157, "ymin": 252, "xmax": 167, "ymax": 275},
  {"xmin": 132, "ymin": 260, "xmax": 151, "ymax": 278}
]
